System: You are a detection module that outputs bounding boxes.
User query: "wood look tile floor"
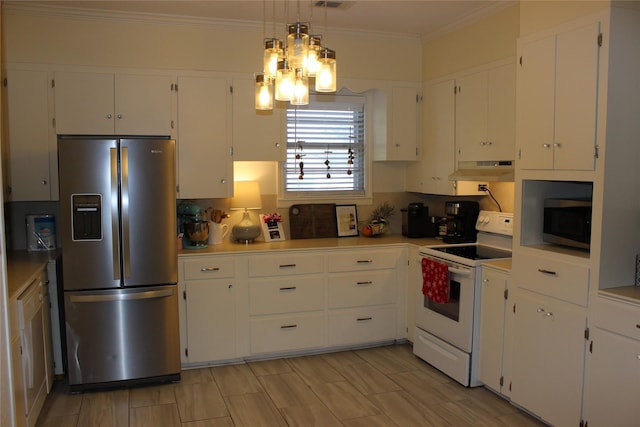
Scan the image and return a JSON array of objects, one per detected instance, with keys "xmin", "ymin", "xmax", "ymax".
[{"xmin": 35, "ymin": 344, "xmax": 547, "ymax": 427}]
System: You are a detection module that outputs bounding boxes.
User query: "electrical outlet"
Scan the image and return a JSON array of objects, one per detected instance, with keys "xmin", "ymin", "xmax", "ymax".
[{"xmin": 478, "ymin": 184, "xmax": 488, "ymax": 191}]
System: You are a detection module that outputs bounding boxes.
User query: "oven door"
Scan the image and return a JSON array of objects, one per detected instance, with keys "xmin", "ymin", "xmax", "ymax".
[{"xmin": 415, "ymin": 253, "xmax": 476, "ymax": 353}]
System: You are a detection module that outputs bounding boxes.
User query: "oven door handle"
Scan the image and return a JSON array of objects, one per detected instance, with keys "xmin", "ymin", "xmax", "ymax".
[{"xmin": 447, "ymin": 266, "xmax": 472, "ymax": 276}]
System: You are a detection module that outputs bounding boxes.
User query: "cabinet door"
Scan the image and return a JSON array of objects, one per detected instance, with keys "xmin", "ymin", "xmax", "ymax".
[
  {"xmin": 413, "ymin": 79, "xmax": 456, "ymax": 195},
  {"xmin": 231, "ymin": 78, "xmax": 284, "ymax": 161},
  {"xmin": 478, "ymin": 268, "xmax": 507, "ymax": 393},
  {"xmin": 185, "ymin": 280, "xmax": 236, "ymax": 363},
  {"xmin": 5, "ymin": 69, "xmax": 53, "ymax": 201},
  {"xmin": 54, "ymin": 71, "xmax": 115, "ymax": 135},
  {"xmin": 177, "ymin": 75, "xmax": 232, "ymax": 199},
  {"xmin": 455, "ymin": 71, "xmax": 488, "ymax": 162},
  {"xmin": 584, "ymin": 327, "xmax": 640, "ymax": 427},
  {"xmin": 115, "ymin": 74, "xmax": 173, "ymax": 136},
  {"xmin": 553, "ymin": 21, "xmax": 599, "ymax": 171},
  {"xmin": 10, "ymin": 335, "xmax": 26, "ymax": 427},
  {"xmin": 511, "ymin": 291, "xmax": 586, "ymax": 426},
  {"xmin": 389, "ymin": 86, "xmax": 419, "ymax": 161},
  {"xmin": 487, "ymin": 63, "xmax": 516, "ymax": 161},
  {"xmin": 516, "ymin": 35, "xmax": 556, "ymax": 170}
]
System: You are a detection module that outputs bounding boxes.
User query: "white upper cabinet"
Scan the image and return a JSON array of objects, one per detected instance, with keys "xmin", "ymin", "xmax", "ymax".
[
  {"xmin": 373, "ymin": 86, "xmax": 420, "ymax": 161},
  {"xmin": 231, "ymin": 78, "xmax": 284, "ymax": 161},
  {"xmin": 4, "ymin": 68, "xmax": 57, "ymax": 201},
  {"xmin": 516, "ymin": 21, "xmax": 600, "ymax": 171},
  {"xmin": 406, "ymin": 79, "xmax": 455, "ymax": 195},
  {"xmin": 455, "ymin": 62, "xmax": 516, "ymax": 162},
  {"xmin": 176, "ymin": 75, "xmax": 232, "ymax": 199},
  {"xmin": 53, "ymin": 71, "xmax": 173, "ymax": 136}
]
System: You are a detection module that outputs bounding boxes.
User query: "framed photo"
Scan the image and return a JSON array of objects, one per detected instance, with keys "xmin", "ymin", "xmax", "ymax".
[
  {"xmin": 335, "ymin": 204, "xmax": 359, "ymax": 237},
  {"xmin": 259, "ymin": 214, "xmax": 286, "ymax": 242}
]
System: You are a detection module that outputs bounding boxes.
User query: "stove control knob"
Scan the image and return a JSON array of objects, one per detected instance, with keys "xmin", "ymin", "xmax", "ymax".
[{"xmin": 477, "ymin": 215, "xmax": 489, "ymax": 225}]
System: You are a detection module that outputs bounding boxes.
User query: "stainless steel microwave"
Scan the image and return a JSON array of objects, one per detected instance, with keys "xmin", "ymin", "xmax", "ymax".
[{"xmin": 543, "ymin": 198, "xmax": 592, "ymax": 250}]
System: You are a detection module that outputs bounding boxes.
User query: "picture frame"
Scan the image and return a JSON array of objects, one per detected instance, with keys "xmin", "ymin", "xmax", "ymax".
[
  {"xmin": 335, "ymin": 204, "xmax": 359, "ymax": 237},
  {"xmin": 259, "ymin": 214, "xmax": 286, "ymax": 242}
]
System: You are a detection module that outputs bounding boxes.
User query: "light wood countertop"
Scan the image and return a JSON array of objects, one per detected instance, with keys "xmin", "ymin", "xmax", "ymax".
[
  {"xmin": 6, "ymin": 250, "xmax": 60, "ymax": 299},
  {"xmin": 178, "ymin": 234, "xmax": 443, "ymax": 256}
]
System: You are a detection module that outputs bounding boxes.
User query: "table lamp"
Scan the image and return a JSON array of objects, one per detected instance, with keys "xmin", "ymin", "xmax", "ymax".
[{"xmin": 230, "ymin": 180, "xmax": 262, "ymax": 243}]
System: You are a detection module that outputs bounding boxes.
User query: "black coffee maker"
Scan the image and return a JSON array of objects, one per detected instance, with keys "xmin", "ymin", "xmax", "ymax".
[
  {"xmin": 401, "ymin": 202, "xmax": 430, "ymax": 238},
  {"xmin": 444, "ymin": 201, "xmax": 480, "ymax": 243}
]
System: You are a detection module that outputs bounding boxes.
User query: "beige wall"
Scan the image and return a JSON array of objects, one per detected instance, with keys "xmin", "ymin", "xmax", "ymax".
[
  {"xmin": 2, "ymin": 6, "xmax": 421, "ymax": 82},
  {"xmin": 519, "ymin": 1, "xmax": 610, "ymax": 36},
  {"xmin": 422, "ymin": 4, "xmax": 519, "ymax": 82}
]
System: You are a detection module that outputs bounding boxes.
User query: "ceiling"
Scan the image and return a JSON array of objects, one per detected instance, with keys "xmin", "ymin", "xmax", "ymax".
[{"xmin": 20, "ymin": 1, "xmax": 515, "ymax": 39}]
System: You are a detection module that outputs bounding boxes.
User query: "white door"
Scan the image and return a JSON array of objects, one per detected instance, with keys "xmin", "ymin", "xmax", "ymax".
[
  {"xmin": 115, "ymin": 74, "xmax": 173, "ymax": 136},
  {"xmin": 176, "ymin": 75, "xmax": 232, "ymax": 199},
  {"xmin": 54, "ymin": 71, "xmax": 115, "ymax": 135}
]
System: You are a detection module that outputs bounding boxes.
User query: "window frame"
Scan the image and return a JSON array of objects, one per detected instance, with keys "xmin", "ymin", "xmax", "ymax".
[{"xmin": 277, "ymin": 91, "xmax": 373, "ymax": 207}]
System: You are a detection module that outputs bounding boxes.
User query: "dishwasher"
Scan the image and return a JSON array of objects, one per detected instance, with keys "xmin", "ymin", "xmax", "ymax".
[{"xmin": 17, "ymin": 278, "xmax": 48, "ymax": 427}]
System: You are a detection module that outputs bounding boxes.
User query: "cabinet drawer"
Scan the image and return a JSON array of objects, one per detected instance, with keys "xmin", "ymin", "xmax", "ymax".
[
  {"xmin": 514, "ymin": 253, "xmax": 589, "ymax": 306},
  {"xmin": 248, "ymin": 253, "xmax": 324, "ymax": 277},
  {"xmin": 328, "ymin": 250, "xmax": 399, "ymax": 272},
  {"xmin": 183, "ymin": 257, "xmax": 236, "ymax": 280},
  {"xmin": 328, "ymin": 306, "xmax": 396, "ymax": 346},
  {"xmin": 250, "ymin": 313, "xmax": 326, "ymax": 354},
  {"xmin": 592, "ymin": 296, "xmax": 640, "ymax": 341},
  {"xmin": 249, "ymin": 275, "xmax": 325, "ymax": 315},
  {"xmin": 328, "ymin": 270, "xmax": 396, "ymax": 309}
]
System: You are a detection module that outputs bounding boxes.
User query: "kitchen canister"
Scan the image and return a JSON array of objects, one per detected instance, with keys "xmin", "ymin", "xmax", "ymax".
[
  {"xmin": 208, "ymin": 222, "xmax": 229, "ymax": 245},
  {"xmin": 26, "ymin": 214, "xmax": 56, "ymax": 251}
]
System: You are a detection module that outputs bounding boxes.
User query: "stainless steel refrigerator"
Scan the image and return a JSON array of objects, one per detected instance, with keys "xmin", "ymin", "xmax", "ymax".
[{"xmin": 58, "ymin": 136, "xmax": 180, "ymax": 390}]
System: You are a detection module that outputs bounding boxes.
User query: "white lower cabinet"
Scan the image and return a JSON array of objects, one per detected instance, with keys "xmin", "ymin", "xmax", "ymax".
[
  {"xmin": 583, "ymin": 296, "xmax": 640, "ymax": 427},
  {"xmin": 510, "ymin": 289, "xmax": 587, "ymax": 427},
  {"xmin": 179, "ymin": 246, "xmax": 405, "ymax": 365},
  {"xmin": 478, "ymin": 264, "xmax": 512, "ymax": 397},
  {"xmin": 180, "ymin": 256, "xmax": 239, "ymax": 364}
]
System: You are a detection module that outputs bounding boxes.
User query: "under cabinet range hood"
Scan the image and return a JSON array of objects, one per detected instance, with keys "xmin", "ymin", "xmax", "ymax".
[{"xmin": 449, "ymin": 160, "xmax": 514, "ymax": 182}]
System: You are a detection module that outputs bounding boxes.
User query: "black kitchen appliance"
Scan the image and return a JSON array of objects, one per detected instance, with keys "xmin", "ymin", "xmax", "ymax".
[
  {"xmin": 444, "ymin": 201, "xmax": 480, "ymax": 243},
  {"xmin": 401, "ymin": 203, "xmax": 430, "ymax": 238}
]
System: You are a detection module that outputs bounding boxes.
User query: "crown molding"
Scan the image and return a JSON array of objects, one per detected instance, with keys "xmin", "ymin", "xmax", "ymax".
[{"xmin": 2, "ymin": 1, "xmax": 422, "ymax": 42}]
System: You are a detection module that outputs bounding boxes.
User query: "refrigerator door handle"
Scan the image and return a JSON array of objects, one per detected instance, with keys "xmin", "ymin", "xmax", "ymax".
[
  {"xmin": 68, "ymin": 288, "xmax": 175, "ymax": 303},
  {"xmin": 121, "ymin": 146, "xmax": 131, "ymax": 280},
  {"xmin": 110, "ymin": 147, "xmax": 121, "ymax": 281}
]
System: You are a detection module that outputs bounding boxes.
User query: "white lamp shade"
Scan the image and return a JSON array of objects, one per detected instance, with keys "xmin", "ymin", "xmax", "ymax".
[{"xmin": 230, "ymin": 181, "xmax": 262, "ymax": 210}]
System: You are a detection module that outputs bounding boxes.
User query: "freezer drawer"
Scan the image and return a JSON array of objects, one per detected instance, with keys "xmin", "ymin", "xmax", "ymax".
[{"xmin": 64, "ymin": 285, "xmax": 180, "ymax": 388}]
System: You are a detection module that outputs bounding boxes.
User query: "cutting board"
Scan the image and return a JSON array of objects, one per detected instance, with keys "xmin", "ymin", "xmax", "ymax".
[{"xmin": 289, "ymin": 204, "xmax": 338, "ymax": 239}]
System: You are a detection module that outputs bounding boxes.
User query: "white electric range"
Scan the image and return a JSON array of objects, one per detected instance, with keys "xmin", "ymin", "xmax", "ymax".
[{"xmin": 414, "ymin": 210, "xmax": 513, "ymax": 387}]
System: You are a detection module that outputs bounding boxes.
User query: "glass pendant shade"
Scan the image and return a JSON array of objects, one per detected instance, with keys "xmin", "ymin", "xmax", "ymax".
[
  {"xmin": 287, "ymin": 23, "xmax": 310, "ymax": 74},
  {"xmin": 290, "ymin": 68, "xmax": 309, "ymax": 106},
  {"xmin": 263, "ymin": 38, "xmax": 283, "ymax": 80},
  {"xmin": 315, "ymin": 47, "xmax": 337, "ymax": 92},
  {"xmin": 255, "ymin": 74, "xmax": 273, "ymax": 110},
  {"xmin": 306, "ymin": 36, "xmax": 322, "ymax": 77},
  {"xmin": 275, "ymin": 60, "xmax": 294, "ymax": 101}
]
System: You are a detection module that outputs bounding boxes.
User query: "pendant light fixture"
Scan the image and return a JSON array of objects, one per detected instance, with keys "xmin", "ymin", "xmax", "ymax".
[{"xmin": 255, "ymin": 0, "xmax": 337, "ymax": 110}]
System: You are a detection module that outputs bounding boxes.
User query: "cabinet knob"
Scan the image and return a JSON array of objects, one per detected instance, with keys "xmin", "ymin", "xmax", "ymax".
[
  {"xmin": 554, "ymin": 142, "xmax": 562, "ymax": 148},
  {"xmin": 116, "ymin": 114, "xmax": 123, "ymax": 119},
  {"xmin": 41, "ymin": 180, "xmax": 47, "ymax": 186},
  {"xmin": 220, "ymin": 179, "xmax": 226, "ymax": 184},
  {"xmin": 275, "ymin": 142, "xmax": 281, "ymax": 148},
  {"xmin": 105, "ymin": 114, "xmax": 113, "ymax": 119},
  {"xmin": 542, "ymin": 143, "xmax": 551, "ymax": 149}
]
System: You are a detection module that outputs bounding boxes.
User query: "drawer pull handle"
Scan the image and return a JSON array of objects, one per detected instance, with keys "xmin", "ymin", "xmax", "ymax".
[
  {"xmin": 279, "ymin": 264, "xmax": 297, "ymax": 268},
  {"xmin": 357, "ymin": 317, "xmax": 373, "ymax": 321},
  {"xmin": 357, "ymin": 281, "xmax": 373, "ymax": 285},
  {"xmin": 537, "ymin": 268, "xmax": 557, "ymax": 276},
  {"xmin": 280, "ymin": 324, "xmax": 297, "ymax": 329},
  {"xmin": 201, "ymin": 267, "xmax": 220, "ymax": 272},
  {"xmin": 357, "ymin": 260, "xmax": 373, "ymax": 264},
  {"xmin": 279, "ymin": 286, "xmax": 297, "ymax": 291}
]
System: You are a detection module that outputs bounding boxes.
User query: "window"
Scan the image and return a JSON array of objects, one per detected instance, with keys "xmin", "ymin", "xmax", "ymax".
[{"xmin": 281, "ymin": 94, "xmax": 367, "ymax": 200}]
